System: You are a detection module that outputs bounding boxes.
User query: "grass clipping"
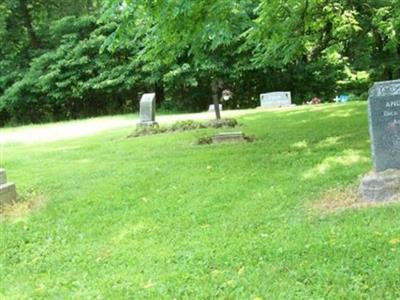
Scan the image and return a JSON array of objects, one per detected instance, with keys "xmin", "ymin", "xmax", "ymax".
[
  {"xmin": 0, "ymin": 193, "xmax": 47, "ymax": 222},
  {"xmin": 310, "ymin": 187, "xmax": 400, "ymax": 215}
]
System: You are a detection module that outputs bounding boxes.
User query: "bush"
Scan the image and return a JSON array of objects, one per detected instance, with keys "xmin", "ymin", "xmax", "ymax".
[{"xmin": 130, "ymin": 118, "xmax": 239, "ymax": 137}]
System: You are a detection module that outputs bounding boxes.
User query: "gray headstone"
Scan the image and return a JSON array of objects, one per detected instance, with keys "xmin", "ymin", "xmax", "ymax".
[
  {"xmin": 0, "ymin": 169, "xmax": 6, "ymax": 185},
  {"xmin": 260, "ymin": 92, "xmax": 292, "ymax": 107},
  {"xmin": 0, "ymin": 183, "xmax": 17, "ymax": 206},
  {"xmin": 368, "ymin": 80, "xmax": 400, "ymax": 172},
  {"xmin": 0, "ymin": 169, "xmax": 17, "ymax": 206},
  {"xmin": 139, "ymin": 93, "xmax": 157, "ymax": 125}
]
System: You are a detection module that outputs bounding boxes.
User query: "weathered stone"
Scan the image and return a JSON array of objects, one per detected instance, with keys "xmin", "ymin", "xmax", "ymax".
[
  {"xmin": 0, "ymin": 169, "xmax": 6, "ymax": 185},
  {"xmin": 138, "ymin": 93, "xmax": 157, "ymax": 126},
  {"xmin": 209, "ymin": 104, "xmax": 223, "ymax": 112},
  {"xmin": 368, "ymin": 80, "xmax": 400, "ymax": 171},
  {"xmin": 359, "ymin": 169, "xmax": 400, "ymax": 202},
  {"xmin": 212, "ymin": 132, "xmax": 245, "ymax": 144},
  {"xmin": 260, "ymin": 92, "xmax": 292, "ymax": 107},
  {"xmin": 0, "ymin": 182, "xmax": 17, "ymax": 206}
]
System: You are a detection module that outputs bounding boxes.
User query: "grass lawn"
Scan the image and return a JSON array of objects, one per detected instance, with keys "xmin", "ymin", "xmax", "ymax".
[{"xmin": 1, "ymin": 102, "xmax": 399, "ymax": 299}]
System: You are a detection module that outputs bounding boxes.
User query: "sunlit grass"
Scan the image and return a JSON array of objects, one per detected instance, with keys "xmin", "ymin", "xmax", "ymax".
[{"xmin": 1, "ymin": 102, "xmax": 399, "ymax": 299}]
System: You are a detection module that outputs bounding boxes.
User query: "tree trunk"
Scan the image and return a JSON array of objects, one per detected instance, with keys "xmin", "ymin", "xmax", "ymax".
[
  {"xmin": 211, "ymin": 79, "xmax": 221, "ymax": 120},
  {"xmin": 155, "ymin": 81, "xmax": 165, "ymax": 107},
  {"xmin": 86, "ymin": 0, "xmax": 95, "ymax": 12},
  {"xmin": 20, "ymin": 0, "xmax": 39, "ymax": 49}
]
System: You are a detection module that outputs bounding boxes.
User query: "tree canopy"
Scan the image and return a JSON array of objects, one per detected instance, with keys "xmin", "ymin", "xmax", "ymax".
[{"xmin": 0, "ymin": 0, "xmax": 399, "ymax": 125}]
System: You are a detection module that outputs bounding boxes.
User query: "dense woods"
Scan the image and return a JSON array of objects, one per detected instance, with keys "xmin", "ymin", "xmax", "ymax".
[{"xmin": 0, "ymin": 0, "xmax": 399, "ymax": 125}]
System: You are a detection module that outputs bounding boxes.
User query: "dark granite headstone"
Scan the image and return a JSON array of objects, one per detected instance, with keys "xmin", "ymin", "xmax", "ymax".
[{"xmin": 368, "ymin": 80, "xmax": 400, "ymax": 172}]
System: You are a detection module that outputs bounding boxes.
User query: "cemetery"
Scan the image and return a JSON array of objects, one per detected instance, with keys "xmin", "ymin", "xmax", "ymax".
[{"xmin": 0, "ymin": 0, "xmax": 399, "ymax": 299}]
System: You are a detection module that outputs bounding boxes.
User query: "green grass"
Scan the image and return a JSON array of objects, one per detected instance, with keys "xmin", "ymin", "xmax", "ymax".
[{"xmin": 1, "ymin": 102, "xmax": 399, "ymax": 299}]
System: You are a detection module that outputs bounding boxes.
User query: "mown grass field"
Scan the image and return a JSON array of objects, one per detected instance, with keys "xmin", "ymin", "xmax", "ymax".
[{"xmin": 1, "ymin": 102, "xmax": 399, "ymax": 299}]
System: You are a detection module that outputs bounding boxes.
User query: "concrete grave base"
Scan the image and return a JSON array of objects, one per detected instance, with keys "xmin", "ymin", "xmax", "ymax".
[
  {"xmin": 212, "ymin": 132, "xmax": 245, "ymax": 144},
  {"xmin": 359, "ymin": 169, "xmax": 400, "ymax": 202},
  {"xmin": 137, "ymin": 121, "xmax": 158, "ymax": 127}
]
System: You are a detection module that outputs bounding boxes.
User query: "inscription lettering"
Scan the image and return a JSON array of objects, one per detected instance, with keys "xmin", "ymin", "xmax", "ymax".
[
  {"xmin": 386, "ymin": 100, "xmax": 400, "ymax": 107},
  {"xmin": 384, "ymin": 111, "xmax": 399, "ymax": 117}
]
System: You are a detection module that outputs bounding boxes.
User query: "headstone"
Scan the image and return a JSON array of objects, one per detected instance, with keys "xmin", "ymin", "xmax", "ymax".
[
  {"xmin": 0, "ymin": 169, "xmax": 6, "ymax": 185},
  {"xmin": 209, "ymin": 104, "xmax": 223, "ymax": 112},
  {"xmin": 368, "ymin": 80, "xmax": 400, "ymax": 171},
  {"xmin": 0, "ymin": 169, "xmax": 17, "ymax": 206},
  {"xmin": 212, "ymin": 132, "xmax": 245, "ymax": 144},
  {"xmin": 138, "ymin": 93, "xmax": 157, "ymax": 126},
  {"xmin": 359, "ymin": 80, "xmax": 400, "ymax": 202},
  {"xmin": 260, "ymin": 92, "xmax": 292, "ymax": 107}
]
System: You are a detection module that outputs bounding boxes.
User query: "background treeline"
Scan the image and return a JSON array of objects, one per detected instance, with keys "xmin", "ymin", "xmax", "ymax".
[{"xmin": 0, "ymin": 0, "xmax": 399, "ymax": 125}]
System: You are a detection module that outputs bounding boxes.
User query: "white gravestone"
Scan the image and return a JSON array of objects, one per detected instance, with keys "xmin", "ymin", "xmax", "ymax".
[
  {"xmin": 139, "ymin": 93, "xmax": 157, "ymax": 126},
  {"xmin": 260, "ymin": 92, "xmax": 292, "ymax": 107},
  {"xmin": 209, "ymin": 104, "xmax": 223, "ymax": 113}
]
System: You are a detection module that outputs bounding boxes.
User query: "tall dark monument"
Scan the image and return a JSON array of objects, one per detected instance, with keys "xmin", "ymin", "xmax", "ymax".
[
  {"xmin": 368, "ymin": 80, "xmax": 400, "ymax": 171},
  {"xmin": 359, "ymin": 80, "xmax": 400, "ymax": 202}
]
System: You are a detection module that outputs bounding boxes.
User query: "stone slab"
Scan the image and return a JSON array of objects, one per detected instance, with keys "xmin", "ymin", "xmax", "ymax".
[
  {"xmin": 0, "ymin": 182, "xmax": 17, "ymax": 206},
  {"xmin": 359, "ymin": 169, "xmax": 400, "ymax": 202},
  {"xmin": 212, "ymin": 132, "xmax": 245, "ymax": 144},
  {"xmin": 260, "ymin": 92, "xmax": 292, "ymax": 107},
  {"xmin": 0, "ymin": 169, "xmax": 6, "ymax": 185},
  {"xmin": 139, "ymin": 93, "xmax": 156, "ymax": 125},
  {"xmin": 368, "ymin": 80, "xmax": 400, "ymax": 171}
]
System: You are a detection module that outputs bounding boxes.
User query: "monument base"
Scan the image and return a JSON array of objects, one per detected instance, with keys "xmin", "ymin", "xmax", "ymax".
[
  {"xmin": 0, "ymin": 182, "xmax": 17, "ymax": 206},
  {"xmin": 359, "ymin": 169, "xmax": 400, "ymax": 202},
  {"xmin": 137, "ymin": 121, "xmax": 159, "ymax": 127}
]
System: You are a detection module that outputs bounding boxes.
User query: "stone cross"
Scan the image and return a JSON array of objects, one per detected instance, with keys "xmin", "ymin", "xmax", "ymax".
[
  {"xmin": 138, "ymin": 93, "xmax": 157, "ymax": 126},
  {"xmin": 0, "ymin": 169, "xmax": 17, "ymax": 206},
  {"xmin": 260, "ymin": 92, "xmax": 292, "ymax": 107},
  {"xmin": 368, "ymin": 80, "xmax": 400, "ymax": 171}
]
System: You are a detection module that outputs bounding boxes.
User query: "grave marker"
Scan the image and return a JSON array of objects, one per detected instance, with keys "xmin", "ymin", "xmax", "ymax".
[
  {"xmin": 260, "ymin": 92, "xmax": 292, "ymax": 107},
  {"xmin": 138, "ymin": 93, "xmax": 157, "ymax": 126},
  {"xmin": 368, "ymin": 80, "xmax": 400, "ymax": 171},
  {"xmin": 0, "ymin": 169, "xmax": 17, "ymax": 206},
  {"xmin": 359, "ymin": 80, "xmax": 400, "ymax": 202}
]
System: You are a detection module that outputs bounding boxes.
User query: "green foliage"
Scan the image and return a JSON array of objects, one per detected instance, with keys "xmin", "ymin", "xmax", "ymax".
[
  {"xmin": 0, "ymin": 14, "xmax": 141, "ymax": 124},
  {"xmin": 0, "ymin": 0, "xmax": 399, "ymax": 125}
]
